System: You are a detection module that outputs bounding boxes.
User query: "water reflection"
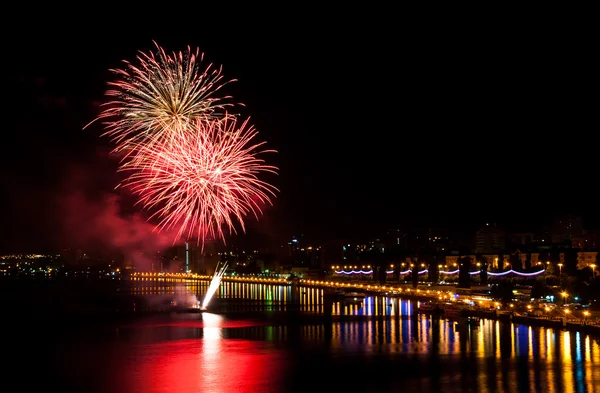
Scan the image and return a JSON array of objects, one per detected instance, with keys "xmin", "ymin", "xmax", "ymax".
[
  {"xmin": 118, "ymin": 279, "xmax": 600, "ymax": 392},
  {"xmin": 93, "ymin": 313, "xmax": 600, "ymax": 393},
  {"xmin": 121, "ymin": 336, "xmax": 285, "ymax": 392},
  {"xmin": 128, "ymin": 279, "xmax": 424, "ymax": 316},
  {"xmin": 201, "ymin": 313, "xmax": 224, "ymax": 392}
]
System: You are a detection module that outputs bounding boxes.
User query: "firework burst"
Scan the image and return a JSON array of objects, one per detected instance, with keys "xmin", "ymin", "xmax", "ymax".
[
  {"xmin": 88, "ymin": 41, "xmax": 237, "ymax": 153},
  {"xmin": 119, "ymin": 116, "xmax": 278, "ymax": 249}
]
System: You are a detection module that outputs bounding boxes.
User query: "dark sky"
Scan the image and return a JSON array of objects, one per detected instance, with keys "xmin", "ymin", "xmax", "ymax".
[{"xmin": 2, "ymin": 13, "xmax": 598, "ymax": 253}]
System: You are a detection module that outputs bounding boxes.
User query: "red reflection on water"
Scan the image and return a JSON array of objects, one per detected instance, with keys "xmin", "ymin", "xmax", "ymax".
[
  {"xmin": 118, "ymin": 313, "xmax": 285, "ymax": 393},
  {"xmin": 123, "ymin": 340, "xmax": 283, "ymax": 393},
  {"xmin": 122, "ymin": 314, "xmax": 271, "ymax": 330}
]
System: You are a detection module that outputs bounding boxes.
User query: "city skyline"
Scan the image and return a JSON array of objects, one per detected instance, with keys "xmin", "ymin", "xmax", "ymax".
[
  {"xmin": 2, "ymin": 212, "xmax": 597, "ymax": 257},
  {"xmin": 3, "ymin": 12, "xmax": 600, "ymax": 393},
  {"xmin": 4, "ymin": 20, "xmax": 598, "ymax": 254}
]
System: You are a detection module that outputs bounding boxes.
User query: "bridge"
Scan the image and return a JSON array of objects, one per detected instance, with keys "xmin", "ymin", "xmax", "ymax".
[
  {"xmin": 128, "ymin": 271, "xmax": 599, "ymax": 331},
  {"xmin": 128, "ymin": 271, "xmax": 510, "ymax": 304}
]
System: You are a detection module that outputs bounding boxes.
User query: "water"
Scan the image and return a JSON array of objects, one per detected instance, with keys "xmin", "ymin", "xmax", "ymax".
[{"xmin": 3, "ymin": 277, "xmax": 600, "ymax": 392}]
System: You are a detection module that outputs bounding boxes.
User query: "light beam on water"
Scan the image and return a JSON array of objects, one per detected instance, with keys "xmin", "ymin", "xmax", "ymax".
[{"xmin": 201, "ymin": 262, "xmax": 228, "ymax": 310}]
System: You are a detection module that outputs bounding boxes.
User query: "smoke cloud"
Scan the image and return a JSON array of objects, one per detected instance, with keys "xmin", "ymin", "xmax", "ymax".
[
  {"xmin": 62, "ymin": 193, "xmax": 177, "ymax": 263},
  {"xmin": 55, "ymin": 164, "xmax": 182, "ymax": 269}
]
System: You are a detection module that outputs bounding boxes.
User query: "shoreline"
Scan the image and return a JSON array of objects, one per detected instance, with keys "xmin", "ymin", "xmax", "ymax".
[
  {"xmin": 2, "ymin": 275, "xmax": 598, "ymax": 336},
  {"xmin": 369, "ymin": 290, "xmax": 600, "ymax": 335},
  {"xmin": 6, "ymin": 303, "xmax": 600, "ymax": 337}
]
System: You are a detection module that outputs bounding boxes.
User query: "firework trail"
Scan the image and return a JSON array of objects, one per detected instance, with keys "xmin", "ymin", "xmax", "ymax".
[
  {"xmin": 201, "ymin": 261, "xmax": 228, "ymax": 310},
  {"xmin": 86, "ymin": 41, "xmax": 237, "ymax": 155},
  {"xmin": 119, "ymin": 116, "xmax": 278, "ymax": 250}
]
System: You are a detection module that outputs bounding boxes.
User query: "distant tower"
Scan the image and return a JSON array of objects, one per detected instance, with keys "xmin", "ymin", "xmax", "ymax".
[{"xmin": 185, "ymin": 242, "xmax": 189, "ymax": 273}]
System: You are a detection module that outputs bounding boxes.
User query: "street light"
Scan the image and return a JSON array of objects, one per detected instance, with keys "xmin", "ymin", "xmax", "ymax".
[
  {"xmin": 591, "ymin": 264, "xmax": 596, "ymax": 279},
  {"xmin": 561, "ymin": 291, "xmax": 568, "ymax": 305},
  {"xmin": 558, "ymin": 263, "xmax": 563, "ymax": 285}
]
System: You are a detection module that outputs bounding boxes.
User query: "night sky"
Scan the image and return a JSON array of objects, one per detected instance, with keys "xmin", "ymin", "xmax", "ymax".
[{"xmin": 3, "ymin": 15, "xmax": 598, "ymax": 253}]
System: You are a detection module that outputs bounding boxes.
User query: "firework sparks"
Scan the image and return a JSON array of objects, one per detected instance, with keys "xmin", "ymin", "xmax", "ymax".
[
  {"xmin": 87, "ymin": 42, "xmax": 278, "ymax": 249},
  {"xmin": 120, "ymin": 116, "xmax": 278, "ymax": 249},
  {"xmin": 201, "ymin": 261, "xmax": 228, "ymax": 310},
  {"xmin": 87, "ymin": 41, "xmax": 237, "ymax": 152}
]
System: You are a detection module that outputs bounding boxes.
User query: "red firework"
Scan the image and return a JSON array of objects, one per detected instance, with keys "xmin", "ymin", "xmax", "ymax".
[{"xmin": 119, "ymin": 116, "xmax": 278, "ymax": 249}]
